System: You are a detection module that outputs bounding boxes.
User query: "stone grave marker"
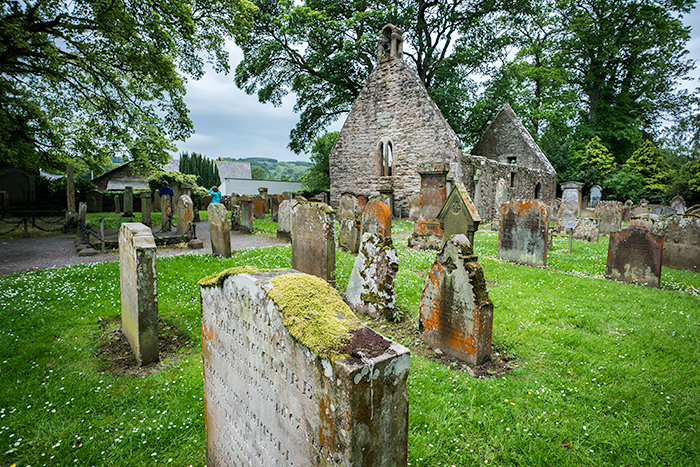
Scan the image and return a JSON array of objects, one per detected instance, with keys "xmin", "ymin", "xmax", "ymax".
[
  {"xmin": 66, "ymin": 164, "xmax": 77, "ymax": 221},
  {"xmin": 606, "ymin": 228, "xmax": 663, "ymax": 288},
  {"xmin": 141, "ymin": 191, "xmax": 152, "ymax": 226},
  {"xmin": 338, "ymin": 194, "xmax": 360, "ymax": 254},
  {"xmin": 438, "ymin": 183, "xmax": 481, "ymax": 247},
  {"xmin": 78, "ymin": 202, "xmax": 87, "ymax": 224},
  {"xmin": 201, "ymin": 194, "xmax": 213, "ymax": 211},
  {"xmin": 639, "ymin": 198, "xmax": 649, "ymax": 206},
  {"xmin": 687, "ymin": 204, "xmax": 700, "ymax": 215},
  {"xmin": 160, "ymin": 194, "xmax": 171, "ymax": 231},
  {"xmin": 220, "ymin": 195, "xmax": 231, "ymax": 210},
  {"xmin": 338, "ymin": 194, "xmax": 359, "ymax": 219},
  {"xmin": 360, "ymin": 199, "xmax": 392, "ymax": 240},
  {"xmin": 408, "ymin": 193, "xmax": 420, "ymax": 221},
  {"xmin": 652, "ymin": 205, "xmax": 676, "ymax": 216},
  {"xmin": 208, "ymin": 203, "xmax": 231, "ymax": 258},
  {"xmin": 589, "ymin": 185, "xmax": 602, "ymax": 208},
  {"xmin": 378, "ymin": 184, "xmax": 394, "ymax": 217},
  {"xmin": 239, "ymin": 195, "xmax": 254, "ymax": 233},
  {"xmin": 282, "ymin": 191, "xmax": 292, "ymax": 200},
  {"xmin": 253, "ymin": 195, "xmax": 266, "ymax": 219},
  {"xmin": 630, "ymin": 205, "xmax": 651, "ymax": 217},
  {"xmin": 276, "ymin": 199, "xmax": 293, "ymax": 240},
  {"xmin": 177, "ymin": 194, "xmax": 194, "ymax": 238},
  {"xmin": 291, "ymin": 202, "xmax": 336, "ymax": 284},
  {"xmin": 622, "ymin": 200, "xmax": 633, "ymax": 222},
  {"xmin": 230, "ymin": 205, "xmax": 240, "ymax": 231},
  {"xmin": 124, "ymin": 186, "xmax": 134, "ymax": 216},
  {"xmin": 270, "ymin": 194, "xmax": 280, "ymax": 222},
  {"xmin": 86, "ymin": 190, "xmax": 103, "ymax": 212},
  {"xmin": 491, "ymin": 178, "xmax": 509, "ymax": 232},
  {"xmin": 573, "ymin": 217, "xmax": 600, "ymax": 242},
  {"xmin": 670, "ymin": 195, "xmax": 686, "ymax": 214},
  {"xmin": 345, "ymin": 233, "xmax": 399, "ymax": 320},
  {"xmin": 408, "ymin": 162, "xmax": 449, "ymax": 250},
  {"xmin": 629, "ymin": 213, "xmax": 659, "ymax": 231},
  {"xmin": 119, "ymin": 222, "xmax": 158, "ymax": 365},
  {"xmin": 420, "ymin": 234, "xmax": 493, "ymax": 366},
  {"xmin": 114, "ymin": 194, "xmax": 121, "ymax": 214},
  {"xmin": 595, "ymin": 200, "xmax": 622, "ymax": 235},
  {"xmin": 498, "ymin": 199, "xmax": 550, "ymax": 267},
  {"xmin": 557, "ymin": 181, "xmax": 583, "ymax": 229},
  {"xmin": 199, "ymin": 269, "xmax": 410, "ymax": 467},
  {"xmin": 661, "ymin": 214, "xmax": 700, "ymax": 272},
  {"xmin": 258, "ymin": 186, "xmax": 268, "ymax": 211}
]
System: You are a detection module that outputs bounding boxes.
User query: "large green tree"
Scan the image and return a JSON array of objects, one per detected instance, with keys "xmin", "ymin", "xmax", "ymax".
[
  {"xmin": 0, "ymin": 0, "xmax": 256, "ymax": 173},
  {"xmin": 299, "ymin": 131, "xmax": 337, "ymax": 192}
]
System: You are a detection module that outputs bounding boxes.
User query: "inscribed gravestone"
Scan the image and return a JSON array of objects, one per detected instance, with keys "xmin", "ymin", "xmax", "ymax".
[
  {"xmin": 239, "ymin": 195, "xmax": 254, "ymax": 233},
  {"xmin": 629, "ymin": 213, "xmax": 658, "ymax": 231},
  {"xmin": 361, "ymin": 199, "xmax": 392, "ymax": 239},
  {"xmin": 208, "ymin": 203, "xmax": 231, "ymax": 258},
  {"xmin": 606, "ymin": 228, "xmax": 663, "ymax": 288},
  {"xmin": 177, "ymin": 194, "xmax": 194, "ymax": 238},
  {"xmin": 589, "ymin": 185, "xmax": 602, "ymax": 208},
  {"xmin": 199, "ymin": 269, "xmax": 410, "ymax": 467},
  {"xmin": 498, "ymin": 199, "xmax": 550, "ymax": 267},
  {"xmin": 346, "ymin": 233, "xmax": 399, "ymax": 321},
  {"xmin": 491, "ymin": 178, "xmax": 508, "ymax": 232},
  {"xmin": 420, "ymin": 234, "xmax": 493, "ymax": 366},
  {"xmin": 119, "ymin": 222, "xmax": 158, "ymax": 365},
  {"xmin": 573, "ymin": 217, "xmax": 600, "ymax": 242},
  {"xmin": 201, "ymin": 194, "xmax": 213, "ymax": 211},
  {"xmin": 141, "ymin": 191, "xmax": 152, "ymax": 226},
  {"xmin": 291, "ymin": 202, "xmax": 336, "ymax": 285},
  {"xmin": 557, "ymin": 181, "xmax": 583, "ymax": 229},
  {"xmin": 253, "ymin": 195, "xmax": 266, "ymax": 219},
  {"xmin": 661, "ymin": 214, "xmax": 700, "ymax": 272},
  {"xmin": 124, "ymin": 186, "xmax": 134, "ymax": 216},
  {"xmin": 338, "ymin": 194, "xmax": 360, "ymax": 254},
  {"xmin": 160, "ymin": 195, "xmax": 171, "ymax": 232},
  {"xmin": 86, "ymin": 190, "xmax": 103, "ymax": 213},
  {"xmin": 595, "ymin": 200, "xmax": 623, "ymax": 235},
  {"xmin": 408, "ymin": 162, "xmax": 449, "ymax": 250},
  {"xmin": 276, "ymin": 199, "xmax": 292, "ymax": 240},
  {"xmin": 670, "ymin": 195, "xmax": 686, "ymax": 214},
  {"xmin": 438, "ymin": 183, "xmax": 481, "ymax": 247}
]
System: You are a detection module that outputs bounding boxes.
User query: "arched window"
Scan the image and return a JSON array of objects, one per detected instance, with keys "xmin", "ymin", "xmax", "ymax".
[
  {"xmin": 379, "ymin": 140, "xmax": 393, "ymax": 176},
  {"xmin": 510, "ymin": 172, "xmax": 516, "ymax": 188},
  {"xmin": 534, "ymin": 182, "xmax": 542, "ymax": 199}
]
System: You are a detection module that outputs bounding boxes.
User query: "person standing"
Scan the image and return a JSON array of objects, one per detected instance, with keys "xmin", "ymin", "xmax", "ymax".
[{"xmin": 210, "ymin": 186, "xmax": 222, "ymax": 204}]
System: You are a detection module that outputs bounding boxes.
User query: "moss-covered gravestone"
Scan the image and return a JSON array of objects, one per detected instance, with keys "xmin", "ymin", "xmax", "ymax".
[
  {"xmin": 199, "ymin": 269, "xmax": 410, "ymax": 467},
  {"xmin": 208, "ymin": 203, "xmax": 231, "ymax": 258},
  {"xmin": 660, "ymin": 214, "xmax": 700, "ymax": 272},
  {"xmin": 420, "ymin": 234, "xmax": 493, "ymax": 366},
  {"xmin": 119, "ymin": 223, "xmax": 158, "ymax": 365}
]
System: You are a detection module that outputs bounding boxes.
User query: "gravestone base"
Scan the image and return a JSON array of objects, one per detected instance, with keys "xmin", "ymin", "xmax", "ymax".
[{"xmin": 188, "ymin": 238, "xmax": 204, "ymax": 249}]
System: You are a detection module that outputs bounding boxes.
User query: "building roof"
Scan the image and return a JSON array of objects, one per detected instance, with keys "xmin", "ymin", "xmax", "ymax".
[{"xmin": 216, "ymin": 161, "xmax": 252, "ymax": 180}]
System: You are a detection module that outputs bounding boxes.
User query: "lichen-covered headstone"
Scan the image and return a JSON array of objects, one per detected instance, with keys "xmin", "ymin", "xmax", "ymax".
[
  {"xmin": 573, "ymin": 217, "xmax": 600, "ymax": 242},
  {"xmin": 629, "ymin": 213, "xmax": 658, "ymax": 231},
  {"xmin": 361, "ymin": 199, "xmax": 392, "ymax": 239},
  {"xmin": 420, "ymin": 234, "xmax": 493, "ymax": 366},
  {"xmin": 595, "ymin": 200, "xmax": 622, "ymax": 235},
  {"xmin": 276, "ymin": 199, "xmax": 292, "ymax": 240},
  {"xmin": 253, "ymin": 195, "xmax": 266, "ymax": 219},
  {"xmin": 199, "ymin": 269, "xmax": 410, "ymax": 467},
  {"xmin": 208, "ymin": 203, "xmax": 231, "ymax": 258},
  {"xmin": 630, "ymin": 205, "xmax": 651, "ymax": 217},
  {"xmin": 622, "ymin": 200, "xmax": 633, "ymax": 221},
  {"xmin": 291, "ymin": 202, "xmax": 336, "ymax": 285},
  {"xmin": 670, "ymin": 195, "xmax": 686, "ymax": 214},
  {"xmin": 160, "ymin": 195, "xmax": 171, "ymax": 231},
  {"xmin": 119, "ymin": 223, "xmax": 158, "ymax": 365},
  {"xmin": 258, "ymin": 186, "xmax": 268, "ymax": 211},
  {"xmin": 124, "ymin": 186, "xmax": 134, "ymax": 216},
  {"xmin": 606, "ymin": 228, "xmax": 663, "ymax": 288},
  {"xmin": 491, "ymin": 178, "xmax": 508, "ymax": 232},
  {"xmin": 661, "ymin": 214, "xmax": 700, "ymax": 272},
  {"xmin": 408, "ymin": 162, "xmax": 449, "ymax": 250},
  {"xmin": 498, "ymin": 199, "xmax": 549, "ymax": 267},
  {"xmin": 438, "ymin": 183, "xmax": 481, "ymax": 247},
  {"xmin": 557, "ymin": 181, "xmax": 583, "ymax": 229},
  {"xmin": 338, "ymin": 194, "xmax": 359, "ymax": 219},
  {"xmin": 176, "ymin": 194, "xmax": 194, "ymax": 238},
  {"xmin": 346, "ymin": 233, "xmax": 399, "ymax": 320},
  {"xmin": 239, "ymin": 195, "xmax": 254, "ymax": 233}
]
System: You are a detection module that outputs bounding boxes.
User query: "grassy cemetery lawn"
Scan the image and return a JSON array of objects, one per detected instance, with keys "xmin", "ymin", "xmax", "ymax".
[{"xmin": 1, "ymin": 227, "xmax": 698, "ymax": 465}]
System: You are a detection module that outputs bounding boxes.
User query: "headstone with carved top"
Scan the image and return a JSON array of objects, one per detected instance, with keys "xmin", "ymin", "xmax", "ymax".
[{"xmin": 438, "ymin": 183, "xmax": 481, "ymax": 247}]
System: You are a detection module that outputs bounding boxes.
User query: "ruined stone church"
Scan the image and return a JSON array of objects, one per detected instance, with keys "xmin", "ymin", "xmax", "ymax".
[{"xmin": 329, "ymin": 24, "xmax": 557, "ymax": 221}]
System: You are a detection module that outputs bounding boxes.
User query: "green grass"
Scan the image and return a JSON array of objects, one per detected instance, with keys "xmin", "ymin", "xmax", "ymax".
[{"xmin": 0, "ymin": 226, "xmax": 699, "ymax": 466}]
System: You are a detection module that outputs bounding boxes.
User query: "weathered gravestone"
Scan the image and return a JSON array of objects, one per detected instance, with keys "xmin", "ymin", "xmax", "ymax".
[
  {"xmin": 498, "ymin": 200, "xmax": 550, "ymax": 267},
  {"xmin": 661, "ymin": 214, "xmax": 700, "ymax": 272},
  {"xmin": 291, "ymin": 202, "xmax": 336, "ymax": 285},
  {"xmin": 282, "ymin": 191, "xmax": 292, "ymax": 200},
  {"xmin": 78, "ymin": 202, "xmax": 87, "ymax": 224},
  {"xmin": 230, "ymin": 205, "xmax": 240, "ymax": 231},
  {"xmin": 629, "ymin": 213, "xmax": 658, "ymax": 232},
  {"xmin": 652, "ymin": 205, "xmax": 676, "ymax": 216},
  {"xmin": 573, "ymin": 217, "xmax": 600, "ymax": 242},
  {"xmin": 361, "ymin": 199, "xmax": 392, "ymax": 240},
  {"xmin": 346, "ymin": 233, "xmax": 399, "ymax": 321},
  {"xmin": 239, "ymin": 195, "xmax": 254, "ymax": 233},
  {"xmin": 338, "ymin": 194, "xmax": 360, "ymax": 254},
  {"xmin": 258, "ymin": 186, "xmax": 268, "ymax": 211},
  {"xmin": 687, "ymin": 204, "xmax": 700, "ymax": 215},
  {"xmin": 408, "ymin": 193, "xmax": 420, "ymax": 221},
  {"xmin": 595, "ymin": 200, "xmax": 623, "ymax": 235},
  {"xmin": 270, "ymin": 194, "xmax": 281, "ymax": 222},
  {"xmin": 201, "ymin": 194, "xmax": 213, "ymax": 211},
  {"xmin": 670, "ymin": 195, "xmax": 686, "ymax": 214},
  {"xmin": 557, "ymin": 181, "xmax": 583, "ymax": 230},
  {"xmin": 491, "ymin": 178, "xmax": 509, "ymax": 232},
  {"xmin": 160, "ymin": 194, "xmax": 171, "ymax": 232},
  {"xmin": 420, "ymin": 234, "xmax": 493, "ymax": 366},
  {"xmin": 630, "ymin": 205, "xmax": 651, "ymax": 217},
  {"xmin": 606, "ymin": 228, "xmax": 663, "ymax": 288},
  {"xmin": 86, "ymin": 190, "xmax": 103, "ymax": 213},
  {"xmin": 141, "ymin": 191, "xmax": 152, "ymax": 226},
  {"xmin": 622, "ymin": 200, "xmax": 633, "ymax": 222},
  {"xmin": 119, "ymin": 223, "xmax": 158, "ymax": 365},
  {"xmin": 123, "ymin": 186, "xmax": 134, "ymax": 216},
  {"xmin": 253, "ymin": 195, "xmax": 266, "ymax": 220},
  {"xmin": 438, "ymin": 183, "xmax": 481, "ymax": 247},
  {"xmin": 408, "ymin": 162, "xmax": 449, "ymax": 250},
  {"xmin": 378, "ymin": 184, "xmax": 394, "ymax": 217},
  {"xmin": 589, "ymin": 185, "xmax": 602, "ymax": 208},
  {"xmin": 114, "ymin": 194, "xmax": 121, "ymax": 214},
  {"xmin": 276, "ymin": 199, "xmax": 293, "ymax": 240},
  {"xmin": 199, "ymin": 269, "xmax": 410, "ymax": 467},
  {"xmin": 177, "ymin": 194, "xmax": 194, "ymax": 238},
  {"xmin": 208, "ymin": 203, "xmax": 231, "ymax": 258},
  {"xmin": 220, "ymin": 195, "xmax": 231, "ymax": 210}
]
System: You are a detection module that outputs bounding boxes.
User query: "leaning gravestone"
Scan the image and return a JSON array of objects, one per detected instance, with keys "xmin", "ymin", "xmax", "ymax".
[
  {"xmin": 291, "ymin": 202, "xmax": 336, "ymax": 285},
  {"xmin": 346, "ymin": 233, "xmax": 399, "ymax": 321},
  {"xmin": 276, "ymin": 199, "xmax": 293, "ymax": 240},
  {"xmin": 491, "ymin": 178, "xmax": 509, "ymax": 232},
  {"xmin": 239, "ymin": 195, "xmax": 254, "ymax": 233},
  {"xmin": 661, "ymin": 214, "xmax": 700, "ymax": 272},
  {"xmin": 595, "ymin": 200, "xmax": 623, "ymax": 235},
  {"xmin": 361, "ymin": 199, "xmax": 392, "ymax": 239},
  {"xmin": 670, "ymin": 195, "xmax": 686, "ymax": 214},
  {"xmin": 208, "ymin": 203, "xmax": 231, "ymax": 258},
  {"xmin": 420, "ymin": 234, "xmax": 493, "ymax": 366},
  {"xmin": 119, "ymin": 223, "xmax": 158, "ymax": 365},
  {"xmin": 606, "ymin": 228, "xmax": 663, "ymax": 288},
  {"xmin": 438, "ymin": 183, "xmax": 481, "ymax": 247},
  {"xmin": 199, "ymin": 269, "xmax": 410, "ymax": 467},
  {"xmin": 498, "ymin": 200, "xmax": 550, "ymax": 267},
  {"xmin": 177, "ymin": 194, "xmax": 194, "ymax": 238},
  {"xmin": 124, "ymin": 186, "xmax": 134, "ymax": 216}
]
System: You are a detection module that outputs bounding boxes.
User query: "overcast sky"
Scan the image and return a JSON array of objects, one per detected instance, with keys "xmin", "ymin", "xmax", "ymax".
[{"xmin": 176, "ymin": 9, "xmax": 700, "ymax": 164}]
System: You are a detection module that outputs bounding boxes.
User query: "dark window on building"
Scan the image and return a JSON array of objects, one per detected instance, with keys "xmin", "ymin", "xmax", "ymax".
[
  {"xmin": 510, "ymin": 172, "xmax": 516, "ymax": 188},
  {"xmin": 379, "ymin": 141, "xmax": 393, "ymax": 176},
  {"xmin": 535, "ymin": 182, "xmax": 542, "ymax": 199},
  {"xmin": 507, "ymin": 156, "xmax": 517, "ymax": 165}
]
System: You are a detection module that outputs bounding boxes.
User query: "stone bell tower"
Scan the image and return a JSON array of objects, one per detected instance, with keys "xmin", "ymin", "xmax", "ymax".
[{"xmin": 377, "ymin": 24, "xmax": 404, "ymax": 63}]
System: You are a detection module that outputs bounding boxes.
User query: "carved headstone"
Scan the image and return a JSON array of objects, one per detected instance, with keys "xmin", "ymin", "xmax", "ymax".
[
  {"xmin": 177, "ymin": 194, "xmax": 194, "ymax": 238},
  {"xmin": 220, "ymin": 195, "xmax": 231, "ymax": 210},
  {"xmin": 652, "ymin": 205, "xmax": 676, "ymax": 216},
  {"xmin": 119, "ymin": 223, "xmax": 158, "ymax": 365},
  {"xmin": 661, "ymin": 214, "xmax": 700, "ymax": 272},
  {"xmin": 606, "ymin": 228, "xmax": 663, "ymax": 288},
  {"xmin": 491, "ymin": 178, "xmax": 509, "ymax": 232},
  {"xmin": 253, "ymin": 195, "xmax": 266, "ymax": 219},
  {"xmin": 629, "ymin": 213, "xmax": 658, "ymax": 231},
  {"xmin": 557, "ymin": 181, "xmax": 583, "ymax": 229},
  {"xmin": 438, "ymin": 183, "xmax": 481, "ymax": 247},
  {"xmin": 345, "ymin": 233, "xmax": 399, "ymax": 320},
  {"xmin": 589, "ymin": 185, "xmax": 602, "ymax": 208},
  {"xmin": 670, "ymin": 196, "xmax": 686, "ymax": 214},
  {"xmin": 141, "ymin": 191, "xmax": 152, "ymax": 226},
  {"xmin": 360, "ymin": 199, "xmax": 392, "ymax": 240},
  {"xmin": 622, "ymin": 200, "xmax": 633, "ymax": 222},
  {"xmin": 291, "ymin": 202, "xmax": 336, "ymax": 285},
  {"xmin": 239, "ymin": 195, "xmax": 254, "ymax": 233},
  {"xmin": 595, "ymin": 200, "xmax": 623, "ymax": 235},
  {"xmin": 573, "ymin": 217, "xmax": 600, "ymax": 242},
  {"xmin": 276, "ymin": 199, "xmax": 292, "ymax": 240},
  {"xmin": 208, "ymin": 203, "xmax": 231, "ymax": 258},
  {"xmin": 160, "ymin": 194, "xmax": 171, "ymax": 232},
  {"xmin": 86, "ymin": 190, "xmax": 103, "ymax": 213},
  {"xmin": 420, "ymin": 234, "xmax": 493, "ymax": 366},
  {"xmin": 123, "ymin": 186, "xmax": 134, "ymax": 216},
  {"xmin": 408, "ymin": 162, "xmax": 449, "ymax": 250},
  {"xmin": 498, "ymin": 199, "xmax": 550, "ymax": 267},
  {"xmin": 338, "ymin": 194, "xmax": 359, "ymax": 219},
  {"xmin": 199, "ymin": 269, "xmax": 410, "ymax": 467}
]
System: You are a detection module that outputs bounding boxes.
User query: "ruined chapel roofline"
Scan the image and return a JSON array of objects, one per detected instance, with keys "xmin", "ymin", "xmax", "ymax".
[{"xmin": 377, "ymin": 24, "xmax": 404, "ymax": 63}]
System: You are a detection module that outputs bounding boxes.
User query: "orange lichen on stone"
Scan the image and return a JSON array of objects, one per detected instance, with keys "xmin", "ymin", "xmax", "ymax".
[{"xmin": 361, "ymin": 199, "xmax": 392, "ymax": 238}]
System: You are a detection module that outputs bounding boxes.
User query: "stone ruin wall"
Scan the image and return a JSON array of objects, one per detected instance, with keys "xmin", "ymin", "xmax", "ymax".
[
  {"xmin": 329, "ymin": 58, "xmax": 463, "ymax": 217},
  {"xmin": 460, "ymin": 155, "xmax": 556, "ymax": 222}
]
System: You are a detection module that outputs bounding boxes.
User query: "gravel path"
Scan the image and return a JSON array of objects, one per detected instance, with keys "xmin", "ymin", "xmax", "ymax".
[{"xmin": 0, "ymin": 221, "xmax": 288, "ymax": 277}]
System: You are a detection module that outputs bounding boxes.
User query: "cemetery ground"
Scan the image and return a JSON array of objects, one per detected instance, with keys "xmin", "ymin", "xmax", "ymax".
[{"xmin": 1, "ymin": 219, "xmax": 699, "ymax": 466}]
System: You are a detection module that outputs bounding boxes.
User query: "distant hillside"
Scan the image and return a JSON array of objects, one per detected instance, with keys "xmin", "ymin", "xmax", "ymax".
[{"xmin": 225, "ymin": 157, "xmax": 311, "ymax": 181}]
